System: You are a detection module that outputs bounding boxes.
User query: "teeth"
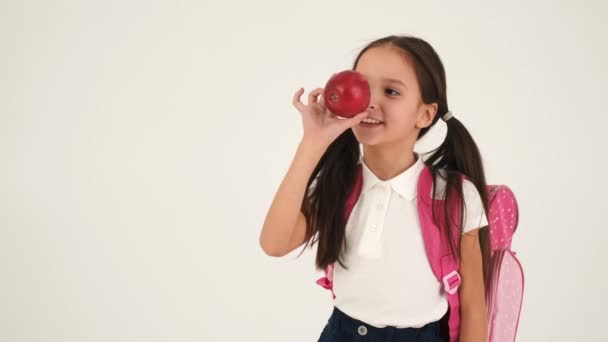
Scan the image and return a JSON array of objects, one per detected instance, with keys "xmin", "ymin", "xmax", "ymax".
[{"xmin": 362, "ymin": 118, "xmax": 382, "ymax": 124}]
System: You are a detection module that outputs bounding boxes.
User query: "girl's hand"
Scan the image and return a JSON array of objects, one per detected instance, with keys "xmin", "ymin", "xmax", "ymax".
[{"xmin": 292, "ymin": 87, "xmax": 369, "ymax": 149}]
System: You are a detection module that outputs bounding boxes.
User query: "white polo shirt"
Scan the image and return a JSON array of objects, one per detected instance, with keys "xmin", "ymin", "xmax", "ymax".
[{"xmin": 332, "ymin": 152, "xmax": 488, "ymax": 328}]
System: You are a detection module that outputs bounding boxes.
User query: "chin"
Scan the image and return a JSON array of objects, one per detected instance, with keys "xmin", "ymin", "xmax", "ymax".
[
  {"xmin": 354, "ymin": 134, "xmax": 383, "ymax": 147},
  {"xmin": 353, "ymin": 128, "xmax": 381, "ymax": 144}
]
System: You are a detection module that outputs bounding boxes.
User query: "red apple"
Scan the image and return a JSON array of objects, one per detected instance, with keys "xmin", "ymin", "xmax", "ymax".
[{"xmin": 323, "ymin": 70, "xmax": 371, "ymax": 118}]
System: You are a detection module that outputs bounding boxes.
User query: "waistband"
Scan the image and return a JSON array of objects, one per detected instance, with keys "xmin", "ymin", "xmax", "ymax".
[{"xmin": 326, "ymin": 306, "xmax": 441, "ymax": 340}]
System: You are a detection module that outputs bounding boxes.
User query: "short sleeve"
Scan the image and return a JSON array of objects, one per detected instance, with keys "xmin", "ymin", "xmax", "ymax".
[{"xmin": 462, "ymin": 179, "xmax": 488, "ymax": 233}]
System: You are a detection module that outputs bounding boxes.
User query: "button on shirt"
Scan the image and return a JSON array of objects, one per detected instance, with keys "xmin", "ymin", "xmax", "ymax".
[{"xmin": 332, "ymin": 153, "xmax": 488, "ymax": 328}]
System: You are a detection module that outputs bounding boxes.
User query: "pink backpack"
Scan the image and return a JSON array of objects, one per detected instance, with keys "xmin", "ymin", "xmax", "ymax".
[{"xmin": 316, "ymin": 164, "xmax": 524, "ymax": 342}]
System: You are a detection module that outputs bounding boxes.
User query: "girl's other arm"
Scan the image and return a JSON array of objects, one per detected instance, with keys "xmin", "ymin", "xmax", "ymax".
[{"xmin": 458, "ymin": 227, "xmax": 489, "ymax": 342}]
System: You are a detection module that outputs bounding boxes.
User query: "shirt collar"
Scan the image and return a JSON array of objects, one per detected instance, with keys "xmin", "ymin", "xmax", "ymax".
[{"xmin": 360, "ymin": 152, "xmax": 425, "ymax": 200}]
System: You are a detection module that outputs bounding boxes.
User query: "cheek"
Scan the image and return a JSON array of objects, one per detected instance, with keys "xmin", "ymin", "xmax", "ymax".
[{"xmin": 384, "ymin": 104, "xmax": 417, "ymax": 128}]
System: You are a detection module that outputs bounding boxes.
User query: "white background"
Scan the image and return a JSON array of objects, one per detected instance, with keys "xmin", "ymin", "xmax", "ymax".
[{"xmin": 1, "ymin": 0, "xmax": 607, "ymax": 341}]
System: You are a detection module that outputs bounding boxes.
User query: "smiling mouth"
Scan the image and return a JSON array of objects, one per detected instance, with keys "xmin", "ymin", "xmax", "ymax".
[{"xmin": 359, "ymin": 121, "xmax": 384, "ymax": 127}]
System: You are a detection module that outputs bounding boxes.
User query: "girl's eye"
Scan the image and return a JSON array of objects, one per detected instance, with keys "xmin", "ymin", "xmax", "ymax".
[{"xmin": 385, "ymin": 88, "xmax": 400, "ymax": 96}]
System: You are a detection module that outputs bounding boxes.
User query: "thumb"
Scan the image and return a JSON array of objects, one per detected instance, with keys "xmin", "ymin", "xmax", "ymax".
[{"xmin": 344, "ymin": 111, "xmax": 370, "ymax": 128}]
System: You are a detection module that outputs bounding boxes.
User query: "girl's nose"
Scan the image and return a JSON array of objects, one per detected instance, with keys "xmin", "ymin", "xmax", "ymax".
[{"xmin": 368, "ymin": 90, "xmax": 380, "ymax": 110}]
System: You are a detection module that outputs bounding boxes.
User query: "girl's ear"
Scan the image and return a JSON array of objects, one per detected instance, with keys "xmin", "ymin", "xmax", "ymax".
[{"xmin": 416, "ymin": 103, "xmax": 438, "ymax": 129}]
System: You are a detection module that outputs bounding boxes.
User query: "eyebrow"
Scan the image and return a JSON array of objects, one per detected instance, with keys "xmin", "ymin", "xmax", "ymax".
[{"xmin": 384, "ymin": 78, "xmax": 408, "ymax": 88}]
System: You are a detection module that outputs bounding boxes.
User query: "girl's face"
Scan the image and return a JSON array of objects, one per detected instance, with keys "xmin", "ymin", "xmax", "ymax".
[{"xmin": 353, "ymin": 45, "xmax": 437, "ymax": 148}]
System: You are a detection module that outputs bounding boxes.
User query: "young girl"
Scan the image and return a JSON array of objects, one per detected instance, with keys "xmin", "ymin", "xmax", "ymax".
[{"xmin": 260, "ymin": 35, "xmax": 490, "ymax": 342}]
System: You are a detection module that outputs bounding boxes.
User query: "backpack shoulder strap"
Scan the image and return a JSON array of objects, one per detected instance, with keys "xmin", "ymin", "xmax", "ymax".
[
  {"xmin": 417, "ymin": 165, "xmax": 464, "ymax": 342},
  {"xmin": 344, "ymin": 164, "xmax": 364, "ymax": 221}
]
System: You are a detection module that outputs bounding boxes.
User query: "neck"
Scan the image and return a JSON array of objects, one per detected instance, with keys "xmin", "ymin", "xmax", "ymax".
[{"xmin": 362, "ymin": 142, "xmax": 418, "ymax": 181}]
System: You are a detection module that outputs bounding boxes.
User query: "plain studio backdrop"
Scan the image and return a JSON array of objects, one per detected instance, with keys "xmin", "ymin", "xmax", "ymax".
[{"xmin": 1, "ymin": 0, "xmax": 606, "ymax": 341}]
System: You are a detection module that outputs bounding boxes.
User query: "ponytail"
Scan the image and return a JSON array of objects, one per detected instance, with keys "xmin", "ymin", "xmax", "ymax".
[{"xmin": 425, "ymin": 114, "xmax": 491, "ymax": 283}]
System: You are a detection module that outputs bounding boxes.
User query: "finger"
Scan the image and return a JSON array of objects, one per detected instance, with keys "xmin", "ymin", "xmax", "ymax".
[
  {"xmin": 319, "ymin": 94, "xmax": 327, "ymax": 111},
  {"xmin": 307, "ymin": 88, "xmax": 324, "ymax": 106},
  {"xmin": 292, "ymin": 88, "xmax": 305, "ymax": 112},
  {"xmin": 319, "ymin": 94, "xmax": 335, "ymax": 116},
  {"xmin": 343, "ymin": 111, "xmax": 370, "ymax": 128}
]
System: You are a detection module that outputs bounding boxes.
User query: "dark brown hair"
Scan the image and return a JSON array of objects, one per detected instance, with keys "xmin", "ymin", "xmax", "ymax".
[{"xmin": 296, "ymin": 35, "xmax": 491, "ymax": 284}]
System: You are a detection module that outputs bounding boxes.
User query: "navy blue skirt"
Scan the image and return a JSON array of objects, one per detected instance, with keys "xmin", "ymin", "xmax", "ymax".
[{"xmin": 318, "ymin": 306, "xmax": 446, "ymax": 342}]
